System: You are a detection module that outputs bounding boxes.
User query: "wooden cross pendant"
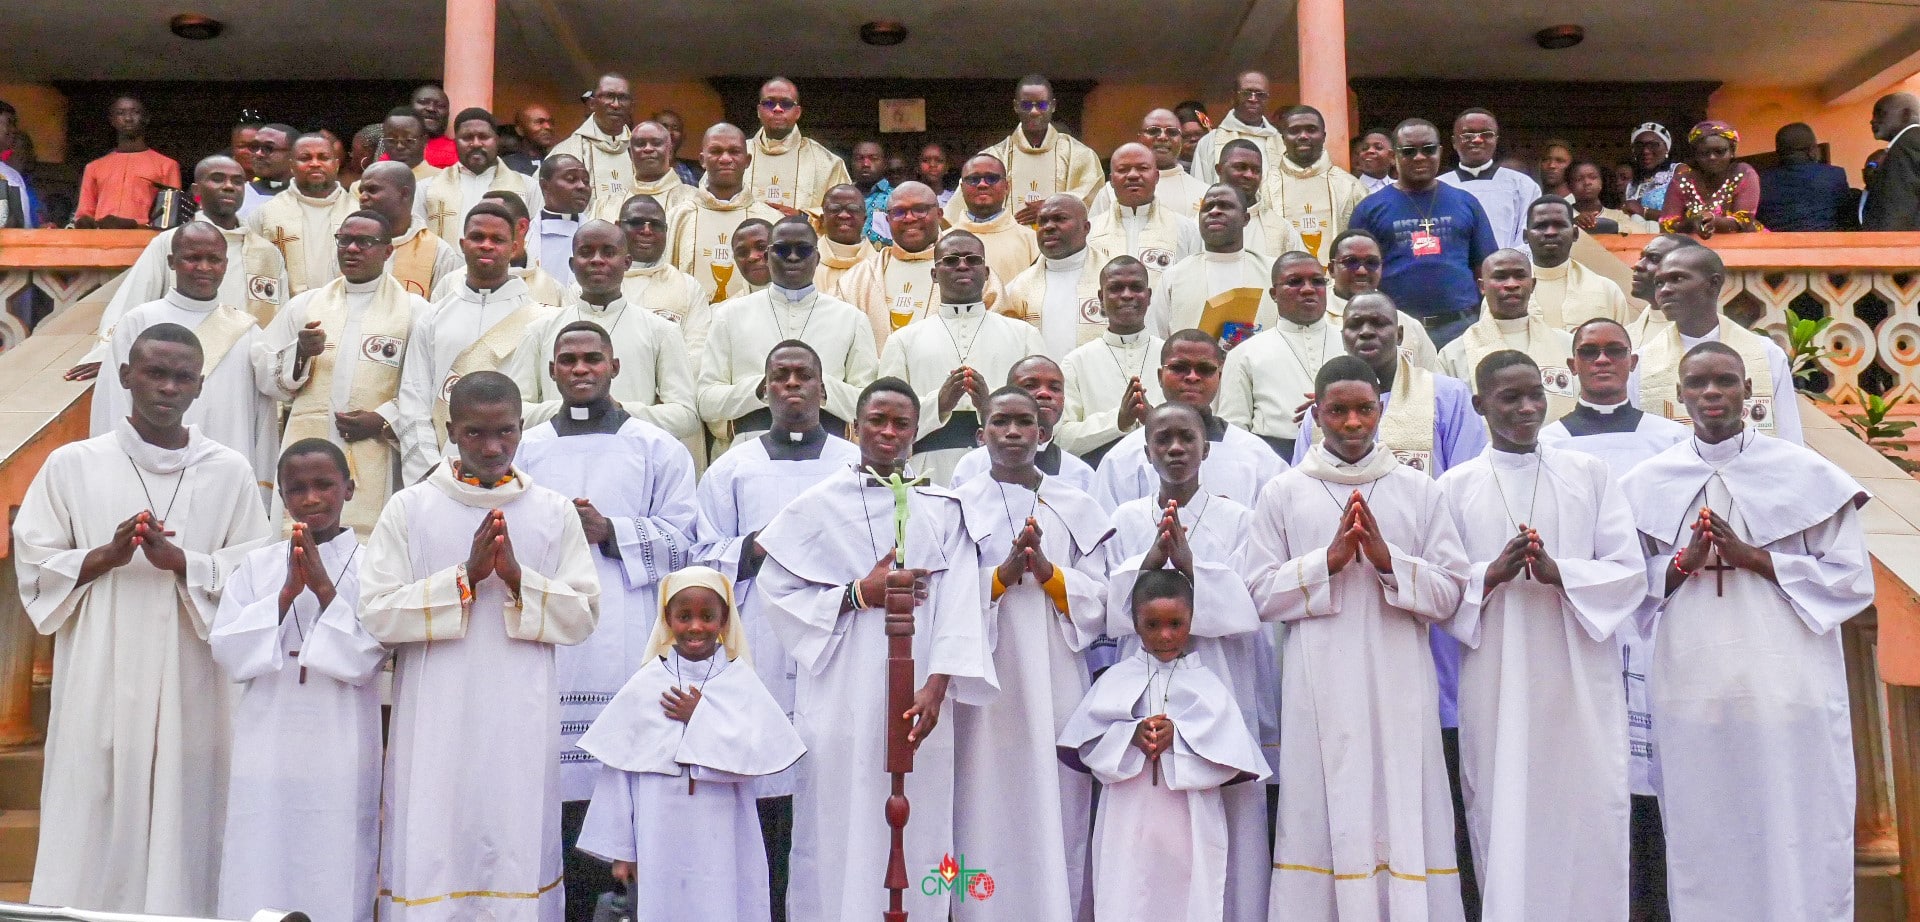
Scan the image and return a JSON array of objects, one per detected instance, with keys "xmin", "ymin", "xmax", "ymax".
[{"xmin": 1705, "ymin": 554, "xmax": 1736, "ymax": 596}]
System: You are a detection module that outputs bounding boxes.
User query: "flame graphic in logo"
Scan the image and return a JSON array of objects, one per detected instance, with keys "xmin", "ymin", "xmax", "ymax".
[{"xmin": 938, "ymin": 853, "xmax": 959, "ymax": 884}]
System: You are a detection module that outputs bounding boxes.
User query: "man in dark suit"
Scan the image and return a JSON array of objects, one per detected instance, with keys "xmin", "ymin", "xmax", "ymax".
[
  {"xmin": 1863, "ymin": 93, "xmax": 1920, "ymax": 230},
  {"xmin": 1758, "ymin": 123, "xmax": 1853, "ymax": 231}
]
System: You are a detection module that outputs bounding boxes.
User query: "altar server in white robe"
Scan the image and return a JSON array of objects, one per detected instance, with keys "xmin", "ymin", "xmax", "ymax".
[
  {"xmin": 515, "ymin": 323, "xmax": 697, "ymax": 918},
  {"xmin": 93, "ymin": 223, "xmax": 292, "ymax": 500},
  {"xmin": 1057, "ymin": 257, "xmax": 1166, "ymax": 465},
  {"xmin": 1219, "ymin": 251, "xmax": 1345, "ymax": 459},
  {"xmin": 951, "ymin": 386, "xmax": 1112, "ymax": 921},
  {"xmin": 1622, "ymin": 342, "xmax": 1873, "ymax": 922},
  {"xmin": 1090, "ymin": 110, "xmax": 1208, "ymax": 218},
  {"xmin": 1249, "ymin": 355, "xmax": 1470, "ymax": 922},
  {"xmin": 1087, "ymin": 144, "xmax": 1202, "ymax": 280},
  {"xmin": 19, "ymin": 324, "xmax": 270, "ymax": 914},
  {"xmin": 1150, "ymin": 184, "xmax": 1279, "ymax": 345},
  {"xmin": 1062, "ymin": 571, "xmax": 1270, "ymax": 922},
  {"xmin": 1001, "ymin": 194, "xmax": 1118, "ymax": 357},
  {"xmin": 574, "ymin": 567, "xmax": 805, "ymax": 922},
  {"xmin": 360, "ymin": 372, "xmax": 600, "ymax": 922},
  {"xmin": 1093, "ymin": 330, "xmax": 1284, "ymax": 511},
  {"xmin": 698, "ymin": 217, "xmax": 879, "ymax": 448},
  {"xmin": 879, "ymin": 231, "xmax": 1047, "ymax": 485},
  {"xmin": 755, "ymin": 378, "xmax": 992, "ymax": 922},
  {"xmin": 1439, "ymin": 350, "xmax": 1646, "ymax": 922},
  {"xmin": 1101, "ymin": 402, "xmax": 1277, "ymax": 922},
  {"xmin": 76, "ymin": 154, "xmax": 287, "ymax": 381},
  {"xmin": 507, "ymin": 219, "xmax": 699, "ymax": 440},
  {"xmin": 397, "ymin": 202, "xmax": 559, "ymax": 483},
  {"xmin": 948, "ymin": 356, "xmax": 1097, "ymax": 492},
  {"xmin": 210, "ymin": 440, "xmax": 385, "ymax": 922}
]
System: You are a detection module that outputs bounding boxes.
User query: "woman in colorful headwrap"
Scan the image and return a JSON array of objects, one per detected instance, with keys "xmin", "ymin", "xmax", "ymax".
[{"xmin": 1661, "ymin": 121, "xmax": 1763, "ymax": 236}]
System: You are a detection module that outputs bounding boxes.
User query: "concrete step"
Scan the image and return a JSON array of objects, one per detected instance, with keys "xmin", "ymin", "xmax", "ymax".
[
  {"xmin": 0, "ymin": 809, "xmax": 36, "ymax": 884},
  {"xmin": 0, "ymin": 747, "xmax": 42, "ymax": 811}
]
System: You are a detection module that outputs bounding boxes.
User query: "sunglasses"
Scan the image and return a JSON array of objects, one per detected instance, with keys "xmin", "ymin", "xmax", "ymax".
[
  {"xmin": 1396, "ymin": 144, "xmax": 1442, "ymax": 158},
  {"xmin": 960, "ymin": 173, "xmax": 1004, "ymax": 187},
  {"xmin": 1141, "ymin": 127, "xmax": 1181, "ymax": 138},
  {"xmin": 1017, "ymin": 100, "xmax": 1052, "ymax": 113},
  {"xmin": 1456, "ymin": 130, "xmax": 1497, "ymax": 141},
  {"xmin": 1165, "ymin": 360, "xmax": 1221, "ymax": 377},
  {"xmin": 1336, "ymin": 256, "xmax": 1384, "ymax": 271},
  {"xmin": 1281, "ymin": 276, "xmax": 1330, "ymax": 288},
  {"xmin": 759, "ymin": 98, "xmax": 799, "ymax": 112},
  {"xmin": 619, "ymin": 217, "xmax": 667, "ymax": 230},
  {"xmin": 936, "ymin": 254, "xmax": 987, "ymax": 269},
  {"xmin": 1575, "ymin": 344, "xmax": 1632, "ymax": 361},
  {"xmin": 770, "ymin": 242, "xmax": 816, "ymax": 261},
  {"xmin": 334, "ymin": 233, "xmax": 391, "ymax": 250}
]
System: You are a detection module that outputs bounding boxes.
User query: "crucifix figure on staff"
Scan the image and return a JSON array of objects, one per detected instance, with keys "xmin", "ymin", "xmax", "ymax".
[{"xmin": 756, "ymin": 377, "xmax": 995, "ymax": 921}]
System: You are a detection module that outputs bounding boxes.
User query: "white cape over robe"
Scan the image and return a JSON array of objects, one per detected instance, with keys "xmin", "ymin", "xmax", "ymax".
[
  {"xmin": 210, "ymin": 529, "xmax": 386, "ymax": 922},
  {"xmin": 951, "ymin": 474, "xmax": 1112, "ymax": 921},
  {"xmin": 1058, "ymin": 649, "xmax": 1270, "ymax": 922},
  {"xmin": 575, "ymin": 650, "xmax": 805, "ymax": 922},
  {"xmin": 1622, "ymin": 431, "xmax": 1873, "ymax": 922},
  {"xmin": 1247, "ymin": 446, "xmax": 1469, "ymax": 922},
  {"xmin": 519, "ymin": 417, "xmax": 698, "ymax": 801},
  {"xmin": 360, "ymin": 465, "xmax": 601, "ymax": 922},
  {"xmin": 755, "ymin": 467, "xmax": 992, "ymax": 922},
  {"xmin": 17, "ymin": 422, "xmax": 269, "ymax": 914},
  {"xmin": 1437, "ymin": 446, "xmax": 1645, "ymax": 921}
]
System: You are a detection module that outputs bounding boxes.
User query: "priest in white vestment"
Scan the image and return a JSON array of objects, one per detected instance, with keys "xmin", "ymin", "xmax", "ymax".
[
  {"xmin": 1150, "ymin": 184, "xmax": 1278, "ymax": 345},
  {"xmin": 545, "ymin": 74, "xmax": 633, "ymax": 212},
  {"xmin": 1002, "ymin": 194, "xmax": 1117, "ymax": 357},
  {"xmin": 1089, "ymin": 109, "xmax": 1208, "ymax": 218},
  {"xmin": 1436, "ymin": 249, "xmax": 1577, "ymax": 420},
  {"xmin": 211, "ymin": 440, "xmax": 386, "ymax": 922},
  {"xmin": 1248, "ymin": 355, "xmax": 1470, "ymax": 922},
  {"xmin": 1219, "ymin": 251, "xmax": 1345, "ymax": 459},
  {"xmin": 1622, "ymin": 342, "xmax": 1872, "ymax": 922},
  {"xmin": 1101, "ymin": 402, "xmax": 1281, "ymax": 922},
  {"xmin": 1326, "ymin": 229, "xmax": 1442, "ymax": 372},
  {"xmin": 951, "ymin": 387, "xmax": 1112, "ymax": 921},
  {"xmin": 755, "ymin": 378, "xmax": 992, "ymax": 922},
  {"xmin": 259, "ymin": 212, "xmax": 431, "ymax": 534},
  {"xmin": 944, "ymin": 154, "xmax": 1043, "ymax": 285},
  {"xmin": 249, "ymin": 133, "xmax": 356, "ymax": 296},
  {"xmin": 1214, "ymin": 140, "xmax": 1310, "ymax": 262},
  {"xmin": 19, "ymin": 324, "xmax": 271, "ymax": 915},
  {"xmin": 1087, "ymin": 144, "xmax": 1202, "ymax": 282},
  {"xmin": 977, "ymin": 76, "xmax": 1104, "ymax": 225},
  {"xmin": 668, "ymin": 124, "xmax": 784, "ymax": 306},
  {"xmin": 1439, "ymin": 350, "xmax": 1646, "ymax": 922},
  {"xmin": 422, "ymin": 109, "xmax": 544, "ymax": 242},
  {"xmin": 613, "ymin": 193, "xmax": 709, "ymax": 329},
  {"xmin": 947, "ymin": 356, "xmax": 1098, "ymax": 493},
  {"xmin": 838, "ymin": 181, "xmax": 1006, "ymax": 347},
  {"xmin": 93, "ymin": 223, "xmax": 291, "ymax": 500},
  {"xmin": 743, "ymin": 77, "xmax": 852, "ymax": 218},
  {"xmin": 429, "ymin": 189, "xmax": 570, "ymax": 309},
  {"xmin": 1272, "ymin": 106, "xmax": 1372, "ymax": 264},
  {"xmin": 1189, "ymin": 71, "xmax": 1285, "ymax": 189},
  {"xmin": 1438, "ymin": 111, "xmax": 1542, "ymax": 250},
  {"xmin": 506, "ymin": 220, "xmax": 700, "ymax": 441},
  {"xmin": 361, "ymin": 372, "xmax": 600, "ymax": 922},
  {"xmin": 1525, "ymin": 198, "xmax": 1633, "ymax": 331},
  {"xmin": 815, "ymin": 183, "xmax": 876, "ymax": 292},
  {"xmin": 396, "ymin": 202, "xmax": 560, "ymax": 483},
  {"xmin": 878, "ymin": 232, "xmax": 1047, "ymax": 485},
  {"xmin": 1093, "ymin": 330, "xmax": 1285, "ymax": 512},
  {"xmin": 1057, "ymin": 257, "xmax": 1166, "ymax": 465},
  {"xmin": 590, "ymin": 120, "xmax": 694, "ymax": 221},
  {"xmin": 698, "ymin": 219, "xmax": 879, "ymax": 449},
  {"xmin": 358, "ymin": 161, "xmax": 463, "ymax": 299}
]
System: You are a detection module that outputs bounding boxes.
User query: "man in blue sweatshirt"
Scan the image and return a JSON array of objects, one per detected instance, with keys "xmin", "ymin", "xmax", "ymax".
[{"xmin": 1348, "ymin": 118, "xmax": 1497, "ymax": 348}]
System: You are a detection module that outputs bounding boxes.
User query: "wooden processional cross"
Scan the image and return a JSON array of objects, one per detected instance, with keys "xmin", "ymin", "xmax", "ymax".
[{"xmin": 872, "ymin": 467, "xmax": 925, "ymax": 922}]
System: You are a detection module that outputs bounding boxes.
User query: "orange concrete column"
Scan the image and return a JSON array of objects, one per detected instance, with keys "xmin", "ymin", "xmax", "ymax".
[
  {"xmin": 444, "ymin": 0, "xmax": 496, "ymax": 118},
  {"xmin": 1298, "ymin": 0, "xmax": 1351, "ymax": 169}
]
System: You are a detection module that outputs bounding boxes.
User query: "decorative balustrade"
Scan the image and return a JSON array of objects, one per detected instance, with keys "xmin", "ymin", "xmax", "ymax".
[
  {"xmin": 0, "ymin": 229, "xmax": 155, "ymax": 350},
  {"xmin": 1599, "ymin": 233, "xmax": 1920, "ymax": 405}
]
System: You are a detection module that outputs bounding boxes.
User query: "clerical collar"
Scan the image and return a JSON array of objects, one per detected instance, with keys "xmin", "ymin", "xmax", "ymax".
[
  {"xmin": 1558, "ymin": 399, "xmax": 1644, "ymax": 437},
  {"xmin": 630, "ymin": 258, "xmax": 661, "ymax": 272},
  {"xmin": 1117, "ymin": 202, "xmax": 1154, "ymax": 219},
  {"xmin": 251, "ymin": 177, "xmax": 288, "ymax": 194},
  {"xmin": 1203, "ymin": 249, "xmax": 1243, "ymax": 262},
  {"xmin": 939, "ymin": 301, "xmax": 985, "ymax": 319},
  {"xmin": 1199, "ymin": 412, "xmax": 1227, "ymax": 442},
  {"xmin": 1493, "ymin": 315, "xmax": 1531, "ymax": 334},
  {"xmin": 1036, "ymin": 441, "xmax": 1064, "ymax": 476},
  {"xmin": 772, "ymin": 283, "xmax": 815, "ymax": 303},
  {"xmin": 578, "ymin": 296, "xmax": 624, "ymax": 314},
  {"xmin": 762, "ymin": 424, "xmax": 828, "ymax": 461},
  {"xmin": 344, "ymin": 277, "xmax": 384, "ymax": 295},
  {"xmin": 540, "ymin": 210, "xmax": 580, "ymax": 223},
  {"xmin": 164, "ymin": 289, "xmax": 219, "ymax": 312},
  {"xmin": 1454, "ymin": 161, "xmax": 1497, "ymax": 180},
  {"xmin": 553, "ymin": 398, "xmax": 630, "ymax": 437},
  {"xmin": 1044, "ymin": 248, "xmax": 1090, "ymax": 273},
  {"xmin": 967, "ymin": 210, "xmax": 1005, "ymax": 223},
  {"xmin": 1104, "ymin": 329, "xmax": 1148, "ymax": 347},
  {"xmin": 1578, "ymin": 396, "xmax": 1630, "ymax": 413}
]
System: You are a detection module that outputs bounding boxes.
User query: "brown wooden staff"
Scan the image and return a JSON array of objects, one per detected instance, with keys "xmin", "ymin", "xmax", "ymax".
[{"xmin": 882, "ymin": 565, "xmax": 917, "ymax": 922}]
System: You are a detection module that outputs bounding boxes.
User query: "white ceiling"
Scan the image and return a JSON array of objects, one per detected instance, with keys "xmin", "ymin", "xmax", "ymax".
[{"xmin": 0, "ymin": 0, "xmax": 1912, "ymax": 89}]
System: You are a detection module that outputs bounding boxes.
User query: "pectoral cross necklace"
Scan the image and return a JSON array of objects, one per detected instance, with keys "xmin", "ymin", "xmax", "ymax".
[
  {"xmin": 125, "ymin": 455, "xmax": 185, "ymax": 536},
  {"xmin": 1690, "ymin": 432, "xmax": 1750, "ymax": 595},
  {"xmin": 1491, "ymin": 451, "xmax": 1545, "ymax": 580}
]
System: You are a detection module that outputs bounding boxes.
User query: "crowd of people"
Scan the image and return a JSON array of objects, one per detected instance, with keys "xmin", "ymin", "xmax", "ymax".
[{"xmin": 13, "ymin": 70, "xmax": 1881, "ymax": 922}]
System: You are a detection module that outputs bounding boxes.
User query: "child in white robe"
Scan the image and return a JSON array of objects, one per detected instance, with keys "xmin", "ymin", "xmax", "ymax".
[
  {"xmin": 575, "ymin": 566, "xmax": 805, "ymax": 922},
  {"xmin": 1060, "ymin": 569, "xmax": 1269, "ymax": 922},
  {"xmin": 209, "ymin": 439, "xmax": 386, "ymax": 922}
]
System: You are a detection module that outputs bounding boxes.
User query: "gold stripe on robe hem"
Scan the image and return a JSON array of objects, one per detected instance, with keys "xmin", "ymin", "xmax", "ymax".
[
  {"xmin": 1272, "ymin": 862, "xmax": 1461, "ymax": 882},
  {"xmin": 379, "ymin": 873, "xmax": 565, "ymax": 906}
]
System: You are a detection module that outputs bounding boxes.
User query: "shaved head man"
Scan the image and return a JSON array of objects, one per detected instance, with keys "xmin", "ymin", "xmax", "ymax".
[
  {"xmin": 1088, "ymin": 141, "xmax": 1201, "ymax": 278},
  {"xmin": 1006, "ymin": 193, "xmax": 1109, "ymax": 357},
  {"xmin": 665, "ymin": 123, "xmax": 783, "ymax": 305},
  {"xmin": 603, "ymin": 119, "xmax": 693, "ymax": 217},
  {"xmin": 1090, "ymin": 108, "xmax": 1206, "ymax": 218},
  {"xmin": 1866, "ymin": 92, "xmax": 1920, "ymax": 230},
  {"xmin": 358, "ymin": 159, "xmax": 462, "ymax": 297}
]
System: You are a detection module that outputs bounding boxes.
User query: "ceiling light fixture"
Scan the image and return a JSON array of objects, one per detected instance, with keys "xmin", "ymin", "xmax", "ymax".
[
  {"xmin": 861, "ymin": 20, "xmax": 909, "ymax": 47},
  {"xmin": 170, "ymin": 13, "xmax": 224, "ymax": 41},
  {"xmin": 1535, "ymin": 24, "xmax": 1584, "ymax": 50}
]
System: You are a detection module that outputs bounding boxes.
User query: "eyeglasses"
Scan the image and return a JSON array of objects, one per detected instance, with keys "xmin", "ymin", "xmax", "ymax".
[
  {"xmin": 770, "ymin": 242, "xmax": 816, "ymax": 261},
  {"xmin": 593, "ymin": 91, "xmax": 633, "ymax": 104},
  {"xmin": 1336, "ymin": 255, "xmax": 1384, "ymax": 271},
  {"xmin": 1575, "ymin": 344, "xmax": 1633, "ymax": 361},
  {"xmin": 334, "ymin": 233, "xmax": 391, "ymax": 250},
  {"xmin": 1281, "ymin": 276, "xmax": 1330, "ymax": 288},
  {"xmin": 248, "ymin": 142, "xmax": 289, "ymax": 155},
  {"xmin": 822, "ymin": 203, "xmax": 864, "ymax": 217},
  {"xmin": 936, "ymin": 254, "xmax": 986, "ymax": 269},
  {"xmin": 1236, "ymin": 89, "xmax": 1270, "ymax": 101},
  {"xmin": 887, "ymin": 203, "xmax": 940, "ymax": 220},
  {"xmin": 759, "ymin": 98, "xmax": 799, "ymax": 112},
  {"xmin": 960, "ymin": 173, "xmax": 1004, "ymax": 187},
  {"xmin": 1395, "ymin": 144, "xmax": 1442, "ymax": 158},
  {"xmin": 1017, "ymin": 100, "xmax": 1052, "ymax": 113},
  {"xmin": 619, "ymin": 217, "xmax": 666, "ymax": 230},
  {"xmin": 1141, "ymin": 127, "xmax": 1181, "ymax": 138},
  {"xmin": 1456, "ymin": 130, "xmax": 1497, "ymax": 141},
  {"xmin": 1165, "ymin": 361, "xmax": 1221, "ymax": 377}
]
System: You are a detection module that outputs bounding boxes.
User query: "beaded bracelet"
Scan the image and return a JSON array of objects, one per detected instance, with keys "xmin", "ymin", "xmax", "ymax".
[{"xmin": 1672, "ymin": 550, "xmax": 1697, "ymax": 576}]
